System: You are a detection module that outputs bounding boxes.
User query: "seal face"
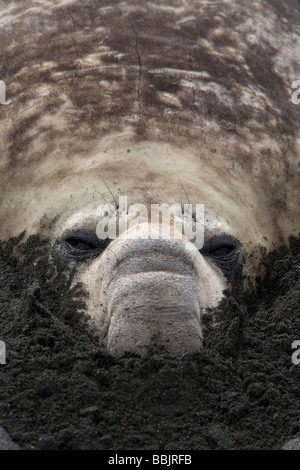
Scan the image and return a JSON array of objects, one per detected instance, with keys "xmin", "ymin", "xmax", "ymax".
[{"xmin": 0, "ymin": 0, "xmax": 299, "ymax": 353}]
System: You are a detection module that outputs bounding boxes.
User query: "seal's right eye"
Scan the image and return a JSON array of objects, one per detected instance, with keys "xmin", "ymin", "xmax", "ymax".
[{"xmin": 207, "ymin": 242, "xmax": 236, "ymax": 258}]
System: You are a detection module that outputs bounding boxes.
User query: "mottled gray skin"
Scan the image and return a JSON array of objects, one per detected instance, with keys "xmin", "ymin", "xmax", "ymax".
[{"xmin": 0, "ymin": 0, "xmax": 299, "ymax": 353}]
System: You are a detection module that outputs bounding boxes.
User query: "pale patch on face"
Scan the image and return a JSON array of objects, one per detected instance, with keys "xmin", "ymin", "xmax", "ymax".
[{"xmin": 68, "ymin": 223, "xmax": 227, "ymax": 354}]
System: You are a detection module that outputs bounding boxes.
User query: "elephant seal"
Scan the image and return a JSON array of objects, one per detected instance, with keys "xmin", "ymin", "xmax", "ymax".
[{"xmin": 0, "ymin": 0, "xmax": 299, "ymax": 354}]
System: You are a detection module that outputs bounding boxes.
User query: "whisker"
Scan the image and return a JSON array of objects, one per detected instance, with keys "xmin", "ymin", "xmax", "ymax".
[
  {"xmin": 174, "ymin": 172, "xmax": 190, "ymax": 205},
  {"xmin": 100, "ymin": 177, "xmax": 118, "ymax": 209}
]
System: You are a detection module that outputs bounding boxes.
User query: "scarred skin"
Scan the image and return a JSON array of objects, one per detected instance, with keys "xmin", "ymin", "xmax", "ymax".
[{"xmin": 0, "ymin": 0, "xmax": 299, "ymax": 353}]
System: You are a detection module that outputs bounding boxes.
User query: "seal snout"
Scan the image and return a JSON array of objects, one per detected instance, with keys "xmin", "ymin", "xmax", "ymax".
[{"xmin": 96, "ymin": 225, "xmax": 213, "ymax": 354}]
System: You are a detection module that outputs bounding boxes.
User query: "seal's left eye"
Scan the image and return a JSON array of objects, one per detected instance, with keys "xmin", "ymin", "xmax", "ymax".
[
  {"xmin": 200, "ymin": 235, "xmax": 240, "ymax": 262},
  {"xmin": 208, "ymin": 243, "xmax": 236, "ymax": 258},
  {"xmin": 200, "ymin": 235, "xmax": 243, "ymax": 283}
]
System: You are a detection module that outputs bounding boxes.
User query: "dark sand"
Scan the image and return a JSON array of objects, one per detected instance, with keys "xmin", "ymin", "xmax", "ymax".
[{"xmin": 0, "ymin": 233, "xmax": 300, "ymax": 450}]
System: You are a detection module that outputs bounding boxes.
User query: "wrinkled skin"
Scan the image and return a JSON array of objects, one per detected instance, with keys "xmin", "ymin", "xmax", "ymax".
[{"xmin": 0, "ymin": 0, "xmax": 299, "ymax": 353}]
